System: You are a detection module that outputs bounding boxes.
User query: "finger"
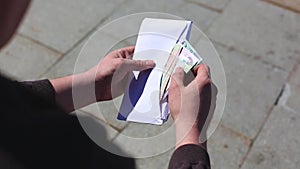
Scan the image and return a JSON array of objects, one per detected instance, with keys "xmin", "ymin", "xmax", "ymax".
[
  {"xmin": 116, "ymin": 46, "xmax": 135, "ymax": 59},
  {"xmin": 193, "ymin": 63, "xmax": 210, "ymax": 77},
  {"xmin": 189, "ymin": 64, "xmax": 211, "ymax": 89},
  {"xmin": 195, "ymin": 64, "xmax": 210, "ymax": 82},
  {"xmin": 170, "ymin": 67, "xmax": 185, "ymax": 88},
  {"xmin": 122, "ymin": 59, "xmax": 155, "ymax": 71},
  {"xmin": 125, "ymin": 46, "xmax": 135, "ymax": 59}
]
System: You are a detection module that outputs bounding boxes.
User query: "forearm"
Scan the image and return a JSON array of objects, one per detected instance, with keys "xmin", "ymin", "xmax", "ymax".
[
  {"xmin": 175, "ymin": 123, "xmax": 207, "ymax": 150},
  {"xmin": 50, "ymin": 72, "xmax": 96, "ymax": 112}
]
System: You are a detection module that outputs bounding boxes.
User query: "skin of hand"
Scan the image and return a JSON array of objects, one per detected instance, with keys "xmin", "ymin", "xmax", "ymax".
[
  {"xmin": 168, "ymin": 64, "xmax": 211, "ymax": 149},
  {"xmin": 86, "ymin": 46, "xmax": 155, "ymax": 101},
  {"xmin": 50, "ymin": 46, "xmax": 155, "ymax": 112}
]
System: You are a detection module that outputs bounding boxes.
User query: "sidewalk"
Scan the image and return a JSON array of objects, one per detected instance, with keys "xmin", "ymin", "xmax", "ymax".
[{"xmin": 0, "ymin": 0, "xmax": 299, "ymax": 168}]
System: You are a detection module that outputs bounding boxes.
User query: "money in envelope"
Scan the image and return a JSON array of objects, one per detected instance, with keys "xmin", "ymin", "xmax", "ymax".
[
  {"xmin": 160, "ymin": 40, "xmax": 203, "ymax": 100},
  {"xmin": 118, "ymin": 18, "xmax": 202, "ymax": 125}
]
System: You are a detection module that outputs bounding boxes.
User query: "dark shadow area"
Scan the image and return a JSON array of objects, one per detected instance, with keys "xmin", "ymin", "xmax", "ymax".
[
  {"xmin": 0, "ymin": 75, "xmax": 135, "ymax": 169},
  {"xmin": 199, "ymin": 82, "xmax": 217, "ymax": 142}
]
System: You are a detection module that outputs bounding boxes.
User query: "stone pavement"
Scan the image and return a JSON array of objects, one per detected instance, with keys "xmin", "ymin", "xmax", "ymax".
[{"xmin": 0, "ymin": 0, "xmax": 299, "ymax": 168}]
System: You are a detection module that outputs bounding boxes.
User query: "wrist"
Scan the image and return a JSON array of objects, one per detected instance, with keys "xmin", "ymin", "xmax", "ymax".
[
  {"xmin": 70, "ymin": 72, "xmax": 98, "ymax": 109},
  {"xmin": 174, "ymin": 119, "xmax": 208, "ymax": 150},
  {"xmin": 175, "ymin": 123, "xmax": 199, "ymax": 145},
  {"xmin": 175, "ymin": 126, "xmax": 207, "ymax": 150}
]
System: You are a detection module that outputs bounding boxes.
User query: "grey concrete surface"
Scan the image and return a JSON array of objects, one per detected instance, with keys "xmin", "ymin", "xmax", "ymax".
[
  {"xmin": 240, "ymin": 106, "xmax": 300, "ymax": 169},
  {"xmin": 19, "ymin": 0, "xmax": 126, "ymax": 53},
  {"xmin": 0, "ymin": 0, "xmax": 300, "ymax": 168},
  {"xmin": 217, "ymin": 44, "xmax": 288, "ymax": 139},
  {"xmin": 76, "ymin": 110, "xmax": 120, "ymax": 141},
  {"xmin": 0, "ymin": 35, "xmax": 61, "ymax": 80},
  {"xmin": 208, "ymin": 125, "xmax": 250, "ymax": 169},
  {"xmin": 185, "ymin": 0, "xmax": 232, "ymax": 11},
  {"xmin": 207, "ymin": 0, "xmax": 300, "ymax": 71},
  {"xmin": 286, "ymin": 63, "xmax": 300, "ymax": 112},
  {"xmin": 135, "ymin": 148, "xmax": 174, "ymax": 169},
  {"xmin": 105, "ymin": 0, "xmax": 219, "ymax": 31}
]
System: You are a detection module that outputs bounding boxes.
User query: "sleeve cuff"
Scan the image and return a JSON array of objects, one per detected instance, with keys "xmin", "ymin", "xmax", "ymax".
[
  {"xmin": 20, "ymin": 79, "xmax": 56, "ymax": 105},
  {"xmin": 168, "ymin": 144, "xmax": 210, "ymax": 169}
]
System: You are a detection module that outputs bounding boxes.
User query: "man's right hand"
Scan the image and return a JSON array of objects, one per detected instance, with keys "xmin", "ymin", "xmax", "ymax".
[{"xmin": 168, "ymin": 64, "xmax": 211, "ymax": 149}]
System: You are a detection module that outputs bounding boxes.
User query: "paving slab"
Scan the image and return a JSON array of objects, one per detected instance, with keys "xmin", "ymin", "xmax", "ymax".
[
  {"xmin": 41, "ymin": 40, "xmax": 86, "ymax": 79},
  {"xmin": 286, "ymin": 63, "xmax": 300, "ymax": 112},
  {"xmin": 42, "ymin": 32, "xmax": 130, "ymax": 79},
  {"xmin": 263, "ymin": 0, "xmax": 300, "ymax": 13},
  {"xmin": 208, "ymin": 125, "xmax": 250, "ymax": 169},
  {"xmin": 81, "ymin": 98, "xmax": 128, "ymax": 131},
  {"xmin": 135, "ymin": 148, "xmax": 174, "ymax": 169},
  {"xmin": 112, "ymin": 118, "xmax": 176, "ymax": 158},
  {"xmin": 185, "ymin": 0, "xmax": 231, "ymax": 12},
  {"xmin": 19, "ymin": 0, "xmax": 125, "ymax": 53},
  {"xmin": 102, "ymin": 0, "xmax": 219, "ymax": 41},
  {"xmin": 241, "ymin": 106, "xmax": 300, "ymax": 169},
  {"xmin": 74, "ymin": 110, "xmax": 133, "ymax": 158},
  {"xmin": 76, "ymin": 110, "xmax": 119, "ymax": 141},
  {"xmin": 207, "ymin": 0, "xmax": 300, "ymax": 71},
  {"xmin": 216, "ymin": 44, "xmax": 287, "ymax": 138},
  {"xmin": 119, "ymin": 117, "xmax": 174, "ymax": 138},
  {"xmin": 174, "ymin": 2, "xmax": 220, "ymax": 31},
  {"xmin": 0, "ymin": 35, "xmax": 61, "ymax": 81},
  {"xmin": 114, "ymin": 119, "xmax": 250, "ymax": 169}
]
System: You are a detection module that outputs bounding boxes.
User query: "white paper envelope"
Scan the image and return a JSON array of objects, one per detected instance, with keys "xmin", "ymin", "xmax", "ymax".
[{"xmin": 118, "ymin": 18, "xmax": 192, "ymax": 125}]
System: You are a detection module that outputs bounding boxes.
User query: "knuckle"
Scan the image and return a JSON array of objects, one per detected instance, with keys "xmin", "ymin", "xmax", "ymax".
[
  {"xmin": 169, "ymin": 80, "xmax": 179, "ymax": 91},
  {"xmin": 116, "ymin": 48, "xmax": 123, "ymax": 54},
  {"xmin": 136, "ymin": 60, "xmax": 145, "ymax": 67},
  {"xmin": 198, "ymin": 65, "xmax": 210, "ymax": 78},
  {"xmin": 134, "ymin": 60, "xmax": 141, "ymax": 66},
  {"xmin": 174, "ymin": 67, "xmax": 184, "ymax": 77},
  {"xmin": 114, "ymin": 58, "xmax": 124, "ymax": 67},
  {"xmin": 201, "ymin": 74, "xmax": 210, "ymax": 82},
  {"xmin": 132, "ymin": 60, "xmax": 146, "ymax": 69}
]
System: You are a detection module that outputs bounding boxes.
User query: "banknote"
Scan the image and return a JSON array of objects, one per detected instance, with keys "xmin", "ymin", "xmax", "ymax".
[
  {"xmin": 177, "ymin": 42, "xmax": 202, "ymax": 72},
  {"xmin": 160, "ymin": 41, "xmax": 203, "ymax": 100},
  {"xmin": 159, "ymin": 43, "xmax": 182, "ymax": 100},
  {"xmin": 181, "ymin": 40, "xmax": 202, "ymax": 65}
]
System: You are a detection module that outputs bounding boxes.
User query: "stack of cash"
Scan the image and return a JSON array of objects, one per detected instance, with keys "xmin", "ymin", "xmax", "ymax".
[{"xmin": 160, "ymin": 41, "xmax": 203, "ymax": 100}]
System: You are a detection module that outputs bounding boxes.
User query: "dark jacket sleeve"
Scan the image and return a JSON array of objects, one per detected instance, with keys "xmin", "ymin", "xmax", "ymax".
[
  {"xmin": 19, "ymin": 79, "xmax": 56, "ymax": 105},
  {"xmin": 168, "ymin": 144, "xmax": 211, "ymax": 169},
  {"xmin": 0, "ymin": 75, "xmax": 136, "ymax": 169}
]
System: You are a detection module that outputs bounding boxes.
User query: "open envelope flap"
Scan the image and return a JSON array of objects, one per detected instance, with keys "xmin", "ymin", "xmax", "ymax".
[
  {"xmin": 133, "ymin": 18, "xmax": 192, "ymax": 78},
  {"xmin": 180, "ymin": 20, "xmax": 192, "ymax": 42},
  {"xmin": 134, "ymin": 18, "xmax": 192, "ymax": 54},
  {"xmin": 118, "ymin": 18, "xmax": 192, "ymax": 125}
]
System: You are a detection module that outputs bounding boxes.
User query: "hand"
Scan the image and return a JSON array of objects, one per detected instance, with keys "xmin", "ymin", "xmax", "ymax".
[
  {"xmin": 168, "ymin": 64, "xmax": 211, "ymax": 149},
  {"xmin": 86, "ymin": 46, "xmax": 155, "ymax": 101},
  {"xmin": 51, "ymin": 46, "xmax": 155, "ymax": 112}
]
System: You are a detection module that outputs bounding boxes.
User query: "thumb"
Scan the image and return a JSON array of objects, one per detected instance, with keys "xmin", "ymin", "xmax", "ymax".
[
  {"xmin": 170, "ymin": 67, "xmax": 185, "ymax": 89},
  {"xmin": 123, "ymin": 59, "xmax": 155, "ymax": 71}
]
